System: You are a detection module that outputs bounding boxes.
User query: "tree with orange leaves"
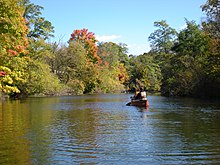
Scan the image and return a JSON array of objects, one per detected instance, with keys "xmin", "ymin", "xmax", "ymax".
[{"xmin": 69, "ymin": 28, "xmax": 101, "ymax": 64}]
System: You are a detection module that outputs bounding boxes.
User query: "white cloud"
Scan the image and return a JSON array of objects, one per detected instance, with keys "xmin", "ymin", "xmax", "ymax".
[{"xmin": 96, "ymin": 34, "xmax": 122, "ymax": 42}]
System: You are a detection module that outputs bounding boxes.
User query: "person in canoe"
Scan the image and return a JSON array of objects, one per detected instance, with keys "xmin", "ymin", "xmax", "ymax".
[
  {"xmin": 126, "ymin": 87, "xmax": 148, "ymax": 106},
  {"xmin": 134, "ymin": 87, "xmax": 147, "ymax": 100}
]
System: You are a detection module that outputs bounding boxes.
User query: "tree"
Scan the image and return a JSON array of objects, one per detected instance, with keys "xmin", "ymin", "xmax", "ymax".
[
  {"xmin": 24, "ymin": 59, "xmax": 61, "ymax": 95},
  {"xmin": 118, "ymin": 43, "xmax": 129, "ymax": 65},
  {"xmin": 98, "ymin": 42, "xmax": 128, "ymax": 65},
  {"xmin": 98, "ymin": 42, "xmax": 129, "ymax": 86},
  {"xmin": 98, "ymin": 42, "xmax": 120, "ymax": 66},
  {"xmin": 53, "ymin": 40, "xmax": 102, "ymax": 94},
  {"xmin": 97, "ymin": 64, "xmax": 125, "ymax": 93},
  {"xmin": 202, "ymin": 0, "xmax": 220, "ymax": 77},
  {"xmin": 69, "ymin": 28, "xmax": 101, "ymax": 64},
  {"xmin": 22, "ymin": 39, "xmax": 62, "ymax": 95},
  {"xmin": 161, "ymin": 20, "xmax": 210, "ymax": 97},
  {"xmin": 172, "ymin": 20, "xmax": 209, "ymax": 58},
  {"xmin": 201, "ymin": 0, "xmax": 220, "ymax": 97},
  {"xmin": 0, "ymin": 0, "xmax": 29, "ymax": 96},
  {"xmin": 54, "ymin": 41, "xmax": 87, "ymax": 85},
  {"xmin": 17, "ymin": 0, "xmax": 59, "ymax": 96},
  {"xmin": 20, "ymin": 0, "xmax": 54, "ymax": 40},
  {"xmin": 128, "ymin": 53, "xmax": 162, "ymax": 92},
  {"xmin": 148, "ymin": 20, "xmax": 177, "ymax": 54},
  {"xmin": 202, "ymin": 0, "xmax": 220, "ymax": 38},
  {"xmin": 68, "ymin": 29, "xmax": 103, "ymax": 93},
  {"xmin": 0, "ymin": 0, "xmax": 28, "ymax": 55}
]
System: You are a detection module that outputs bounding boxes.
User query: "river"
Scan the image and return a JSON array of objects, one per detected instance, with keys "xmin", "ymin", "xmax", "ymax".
[{"xmin": 0, "ymin": 94, "xmax": 220, "ymax": 164}]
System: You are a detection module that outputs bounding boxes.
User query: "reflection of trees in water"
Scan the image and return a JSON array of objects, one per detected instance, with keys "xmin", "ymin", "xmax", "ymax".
[{"xmin": 0, "ymin": 101, "xmax": 31, "ymax": 164}]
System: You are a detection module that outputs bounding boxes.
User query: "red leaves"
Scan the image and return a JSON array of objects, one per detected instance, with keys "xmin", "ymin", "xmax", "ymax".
[
  {"xmin": 0, "ymin": 71, "xmax": 6, "ymax": 77},
  {"xmin": 15, "ymin": 45, "xmax": 26, "ymax": 53},
  {"xmin": 70, "ymin": 29, "xmax": 96, "ymax": 41},
  {"xmin": 6, "ymin": 45, "xmax": 28, "ymax": 56},
  {"xmin": 7, "ymin": 49, "xmax": 18, "ymax": 56},
  {"xmin": 69, "ymin": 28, "xmax": 102, "ymax": 64}
]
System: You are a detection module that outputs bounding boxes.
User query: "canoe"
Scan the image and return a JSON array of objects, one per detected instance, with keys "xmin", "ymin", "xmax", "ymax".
[{"xmin": 130, "ymin": 98, "xmax": 149, "ymax": 107}]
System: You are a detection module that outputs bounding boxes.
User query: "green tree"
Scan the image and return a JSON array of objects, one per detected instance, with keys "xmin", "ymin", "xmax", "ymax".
[
  {"xmin": 118, "ymin": 43, "xmax": 129, "ymax": 65},
  {"xmin": 128, "ymin": 53, "xmax": 162, "ymax": 92},
  {"xmin": 161, "ymin": 20, "xmax": 209, "ymax": 97},
  {"xmin": 97, "ymin": 64, "xmax": 125, "ymax": 93},
  {"xmin": 55, "ymin": 41, "xmax": 87, "ymax": 85},
  {"xmin": 202, "ymin": 0, "xmax": 220, "ymax": 38},
  {"xmin": 98, "ymin": 42, "xmax": 120, "ymax": 66},
  {"xmin": 201, "ymin": 0, "xmax": 220, "ymax": 97},
  {"xmin": 98, "ymin": 42, "xmax": 128, "ymax": 66},
  {"xmin": 22, "ymin": 39, "xmax": 61, "ymax": 95},
  {"xmin": 202, "ymin": 0, "xmax": 220, "ymax": 77},
  {"xmin": 27, "ymin": 39, "xmax": 55, "ymax": 66},
  {"xmin": 24, "ymin": 59, "xmax": 61, "ymax": 95},
  {"xmin": 172, "ymin": 20, "xmax": 209, "ymax": 58},
  {"xmin": 20, "ymin": 0, "xmax": 54, "ymax": 40},
  {"xmin": 148, "ymin": 20, "xmax": 177, "ymax": 54},
  {"xmin": 53, "ymin": 41, "xmax": 101, "ymax": 94},
  {"xmin": 98, "ymin": 42, "xmax": 129, "ymax": 87}
]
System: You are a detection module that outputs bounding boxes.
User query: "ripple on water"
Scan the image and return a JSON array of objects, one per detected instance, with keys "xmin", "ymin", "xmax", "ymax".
[{"xmin": 0, "ymin": 94, "xmax": 220, "ymax": 164}]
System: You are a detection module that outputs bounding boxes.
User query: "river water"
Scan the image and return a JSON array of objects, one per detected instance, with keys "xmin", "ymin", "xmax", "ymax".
[{"xmin": 0, "ymin": 94, "xmax": 220, "ymax": 164}]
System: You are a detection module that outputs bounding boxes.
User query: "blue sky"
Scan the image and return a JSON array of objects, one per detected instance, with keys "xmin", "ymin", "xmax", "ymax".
[{"xmin": 33, "ymin": 0, "xmax": 206, "ymax": 55}]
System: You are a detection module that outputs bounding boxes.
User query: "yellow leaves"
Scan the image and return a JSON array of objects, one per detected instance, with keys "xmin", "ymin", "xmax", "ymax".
[
  {"xmin": 2, "ymin": 75, "xmax": 13, "ymax": 84},
  {"xmin": 0, "ymin": 66, "xmax": 11, "ymax": 73},
  {"xmin": 0, "ymin": 65, "xmax": 25, "ymax": 94},
  {"xmin": 3, "ymin": 85, "xmax": 20, "ymax": 93}
]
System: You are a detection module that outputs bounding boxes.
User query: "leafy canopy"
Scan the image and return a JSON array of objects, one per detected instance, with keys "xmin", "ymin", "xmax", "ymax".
[{"xmin": 69, "ymin": 28, "xmax": 101, "ymax": 64}]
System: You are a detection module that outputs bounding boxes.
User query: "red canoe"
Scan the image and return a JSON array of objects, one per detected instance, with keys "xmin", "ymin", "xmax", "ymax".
[{"xmin": 130, "ymin": 98, "xmax": 149, "ymax": 107}]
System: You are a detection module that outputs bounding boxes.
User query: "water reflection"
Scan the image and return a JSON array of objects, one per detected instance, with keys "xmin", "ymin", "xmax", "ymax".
[
  {"xmin": 0, "ymin": 95, "xmax": 220, "ymax": 164},
  {"xmin": 0, "ymin": 100, "xmax": 31, "ymax": 164}
]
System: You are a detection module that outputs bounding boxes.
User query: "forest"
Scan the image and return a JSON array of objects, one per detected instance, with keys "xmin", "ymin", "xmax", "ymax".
[{"xmin": 0, "ymin": 0, "xmax": 219, "ymax": 99}]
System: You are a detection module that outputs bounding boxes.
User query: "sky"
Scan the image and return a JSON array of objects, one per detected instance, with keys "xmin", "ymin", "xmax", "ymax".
[{"xmin": 33, "ymin": 0, "xmax": 207, "ymax": 55}]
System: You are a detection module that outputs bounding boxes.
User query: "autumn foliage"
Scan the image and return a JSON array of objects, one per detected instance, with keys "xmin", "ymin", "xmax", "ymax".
[
  {"xmin": 0, "ymin": 0, "xmax": 28, "ymax": 56},
  {"xmin": 0, "ymin": 0, "xmax": 29, "ymax": 95},
  {"xmin": 69, "ymin": 28, "xmax": 101, "ymax": 64}
]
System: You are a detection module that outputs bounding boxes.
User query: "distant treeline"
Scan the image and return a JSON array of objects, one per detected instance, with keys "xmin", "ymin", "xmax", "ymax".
[{"xmin": 0, "ymin": 0, "xmax": 219, "ymax": 98}]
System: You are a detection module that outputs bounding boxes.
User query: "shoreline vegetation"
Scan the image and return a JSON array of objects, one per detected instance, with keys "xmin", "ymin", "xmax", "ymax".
[{"xmin": 0, "ymin": 0, "xmax": 220, "ymax": 100}]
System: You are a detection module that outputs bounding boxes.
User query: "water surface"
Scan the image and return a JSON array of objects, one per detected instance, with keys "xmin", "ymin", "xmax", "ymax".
[{"xmin": 0, "ymin": 94, "xmax": 220, "ymax": 164}]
